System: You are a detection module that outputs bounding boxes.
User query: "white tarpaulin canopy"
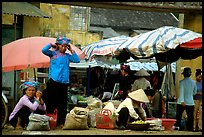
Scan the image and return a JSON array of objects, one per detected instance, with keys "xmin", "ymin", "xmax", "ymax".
[{"xmin": 113, "ymin": 26, "xmax": 202, "ymax": 68}]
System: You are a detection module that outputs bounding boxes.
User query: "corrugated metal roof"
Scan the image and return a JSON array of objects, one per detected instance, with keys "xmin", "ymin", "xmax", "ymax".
[{"xmin": 2, "ymin": 2, "xmax": 51, "ymax": 18}]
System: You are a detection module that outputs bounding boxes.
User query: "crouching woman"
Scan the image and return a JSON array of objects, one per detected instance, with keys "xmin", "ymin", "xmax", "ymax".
[
  {"xmin": 9, "ymin": 81, "xmax": 46, "ymax": 129},
  {"xmin": 115, "ymin": 89, "xmax": 149, "ymax": 129}
]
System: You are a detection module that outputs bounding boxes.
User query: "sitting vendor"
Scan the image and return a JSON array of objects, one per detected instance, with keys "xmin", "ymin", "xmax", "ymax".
[
  {"xmin": 115, "ymin": 89, "xmax": 149, "ymax": 129},
  {"xmin": 9, "ymin": 81, "xmax": 46, "ymax": 129}
]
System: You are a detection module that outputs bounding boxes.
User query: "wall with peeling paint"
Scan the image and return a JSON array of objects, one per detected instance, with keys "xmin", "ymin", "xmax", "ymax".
[{"xmin": 39, "ymin": 3, "xmax": 101, "ymax": 47}]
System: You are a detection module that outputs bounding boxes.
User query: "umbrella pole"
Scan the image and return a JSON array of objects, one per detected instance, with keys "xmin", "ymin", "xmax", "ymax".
[
  {"xmin": 13, "ymin": 70, "xmax": 17, "ymax": 106},
  {"xmin": 33, "ymin": 68, "xmax": 36, "ymax": 81},
  {"xmin": 14, "ymin": 15, "xmax": 17, "ymax": 40},
  {"xmin": 87, "ymin": 65, "xmax": 91, "ymax": 96},
  {"xmin": 165, "ymin": 64, "xmax": 168, "ymax": 118}
]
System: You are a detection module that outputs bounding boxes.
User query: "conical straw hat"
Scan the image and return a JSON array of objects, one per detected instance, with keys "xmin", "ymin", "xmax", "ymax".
[
  {"xmin": 135, "ymin": 68, "xmax": 150, "ymax": 76},
  {"xmin": 128, "ymin": 89, "xmax": 149, "ymax": 103}
]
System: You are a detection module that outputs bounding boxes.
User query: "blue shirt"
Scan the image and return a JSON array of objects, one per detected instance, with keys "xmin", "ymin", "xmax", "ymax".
[
  {"xmin": 177, "ymin": 77, "xmax": 197, "ymax": 106},
  {"xmin": 42, "ymin": 44, "xmax": 80, "ymax": 84}
]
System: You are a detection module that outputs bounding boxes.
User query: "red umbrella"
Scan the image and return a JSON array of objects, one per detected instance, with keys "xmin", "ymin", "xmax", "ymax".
[{"xmin": 2, "ymin": 36, "xmax": 85, "ymax": 72}]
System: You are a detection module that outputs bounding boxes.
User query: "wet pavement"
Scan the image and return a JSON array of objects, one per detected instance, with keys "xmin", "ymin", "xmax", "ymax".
[{"xmin": 2, "ymin": 124, "xmax": 202, "ymax": 135}]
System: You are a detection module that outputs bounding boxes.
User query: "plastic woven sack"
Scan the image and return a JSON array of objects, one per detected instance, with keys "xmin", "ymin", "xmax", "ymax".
[
  {"xmin": 63, "ymin": 107, "xmax": 89, "ymax": 130},
  {"xmin": 26, "ymin": 113, "xmax": 50, "ymax": 131}
]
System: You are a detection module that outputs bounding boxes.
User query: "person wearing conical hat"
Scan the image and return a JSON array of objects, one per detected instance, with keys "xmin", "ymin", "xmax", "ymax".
[
  {"xmin": 115, "ymin": 89, "xmax": 149, "ymax": 129},
  {"xmin": 131, "ymin": 68, "xmax": 152, "ymax": 91}
]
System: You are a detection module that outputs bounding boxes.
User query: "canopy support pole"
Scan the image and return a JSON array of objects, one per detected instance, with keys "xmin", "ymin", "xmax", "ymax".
[
  {"xmin": 14, "ymin": 15, "xmax": 17, "ymax": 40},
  {"xmin": 87, "ymin": 65, "xmax": 91, "ymax": 96},
  {"xmin": 33, "ymin": 68, "xmax": 36, "ymax": 81}
]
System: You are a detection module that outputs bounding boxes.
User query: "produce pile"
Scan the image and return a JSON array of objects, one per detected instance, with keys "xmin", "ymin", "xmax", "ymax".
[{"xmin": 130, "ymin": 120, "xmax": 146, "ymax": 124}]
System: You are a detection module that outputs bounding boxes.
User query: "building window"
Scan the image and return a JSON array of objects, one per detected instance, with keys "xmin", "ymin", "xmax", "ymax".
[{"xmin": 70, "ymin": 6, "xmax": 90, "ymax": 31}]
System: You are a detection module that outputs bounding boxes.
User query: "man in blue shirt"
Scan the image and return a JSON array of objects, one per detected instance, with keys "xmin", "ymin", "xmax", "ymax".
[
  {"xmin": 42, "ymin": 36, "xmax": 80, "ymax": 127},
  {"xmin": 174, "ymin": 67, "xmax": 197, "ymax": 131}
]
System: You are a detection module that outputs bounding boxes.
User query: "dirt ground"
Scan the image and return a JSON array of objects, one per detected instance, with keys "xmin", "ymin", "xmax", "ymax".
[{"xmin": 2, "ymin": 124, "xmax": 202, "ymax": 135}]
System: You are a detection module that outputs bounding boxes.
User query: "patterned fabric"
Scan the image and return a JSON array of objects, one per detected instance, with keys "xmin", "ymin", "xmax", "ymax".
[
  {"xmin": 81, "ymin": 35, "xmax": 129, "ymax": 61},
  {"xmin": 56, "ymin": 36, "xmax": 71, "ymax": 45},
  {"xmin": 114, "ymin": 26, "xmax": 202, "ymax": 58},
  {"xmin": 19, "ymin": 81, "xmax": 40, "ymax": 91}
]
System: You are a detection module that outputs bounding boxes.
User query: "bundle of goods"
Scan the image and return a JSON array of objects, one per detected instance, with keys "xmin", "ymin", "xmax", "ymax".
[
  {"xmin": 145, "ymin": 118, "xmax": 164, "ymax": 131},
  {"xmin": 63, "ymin": 107, "xmax": 89, "ymax": 130},
  {"xmin": 87, "ymin": 108, "xmax": 101, "ymax": 127},
  {"xmin": 107, "ymin": 100, "xmax": 121, "ymax": 109},
  {"xmin": 26, "ymin": 113, "xmax": 50, "ymax": 131},
  {"xmin": 86, "ymin": 96, "xmax": 103, "ymax": 110},
  {"xmin": 146, "ymin": 118, "xmax": 176, "ymax": 130}
]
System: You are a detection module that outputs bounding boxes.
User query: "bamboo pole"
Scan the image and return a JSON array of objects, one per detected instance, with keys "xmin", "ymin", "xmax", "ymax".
[{"xmin": 175, "ymin": 14, "xmax": 184, "ymax": 98}]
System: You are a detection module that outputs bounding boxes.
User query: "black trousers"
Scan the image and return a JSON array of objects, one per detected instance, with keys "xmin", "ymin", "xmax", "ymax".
[
  {"xmin": 9, "ymin": 106, "xmax": 45, "ymax": 128},
  {"xmin": 174, "ymin": 104, "xmax": 194, "ymax": 131},
  {"xmin": 116, "ymin": 107, "xmax": 138, "ymax": 127},
  {"xmin": 42, "ymin": 78, "xmax": 68, "ymax": 125}
]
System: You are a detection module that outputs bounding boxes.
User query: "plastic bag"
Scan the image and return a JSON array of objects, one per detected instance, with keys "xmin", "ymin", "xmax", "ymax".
[
  {"xmin": 96, "ymin": 109, "xmax": 116, "ymax": 129},
  {"xmin": 45, "ymin": 109, "xmax": 58, "ymax": 130},
  {"xmin": 87, "ymin": 108, "xmax": 101, "ymax": 127},
  {"xmin": 86, "ymin": 96, "xmax": 103, "ymax": 110},
  {"xmin": 26, "ymin": 113, "xmax": 50, "ymax": 131},
  {"xmin": 145, "ymin": 118, "xmax": 164, "ymax": 131}
]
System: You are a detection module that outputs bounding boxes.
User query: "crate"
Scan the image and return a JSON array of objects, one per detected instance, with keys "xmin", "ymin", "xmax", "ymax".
[{"xmin": 96, "ymin": 109, "xmax": 116, "ymax": 129}]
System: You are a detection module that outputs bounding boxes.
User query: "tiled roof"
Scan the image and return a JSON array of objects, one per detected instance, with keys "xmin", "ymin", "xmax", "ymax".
[{"xmin": 90, "ymin": 8, "xmax": 178, "ymax": 30}]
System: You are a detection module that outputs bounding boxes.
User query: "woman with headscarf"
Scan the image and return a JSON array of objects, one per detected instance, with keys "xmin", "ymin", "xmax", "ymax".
[
  {"xmin": 9, "ymin": 81, "xmax": 46, "ymax": 129},
  {"xmin": 115, "ymin": 89, "xmax": 149, "ymax": 129},
  {"xmin": 193, "ymin": 69, "xmax": 202, "ymax": 132},
  {"xmin": 117, "ymin": 64, "xmax": 134, "ymax": 101},
  {"xmin": 42, "ymin": 36, "xmax": 80, "ymax": 127}
]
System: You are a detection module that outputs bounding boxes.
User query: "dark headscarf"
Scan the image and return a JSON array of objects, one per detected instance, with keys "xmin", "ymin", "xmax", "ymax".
[{"xmin": 195, "ymin": 69, "xmax": 202, "ymax": 77}]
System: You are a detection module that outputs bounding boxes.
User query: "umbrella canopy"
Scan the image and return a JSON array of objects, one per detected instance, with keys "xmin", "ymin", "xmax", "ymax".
[
  {"xmin": 2, "ymin": 36, "xmax": 85, "ymax": 72},
  {"xmin": 81, "ymin": 35, "xmax": 129, "ymax": 62},
  {"xmin": 113, "ymin": 26, "xmax": 202, "ymax": 68}
]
